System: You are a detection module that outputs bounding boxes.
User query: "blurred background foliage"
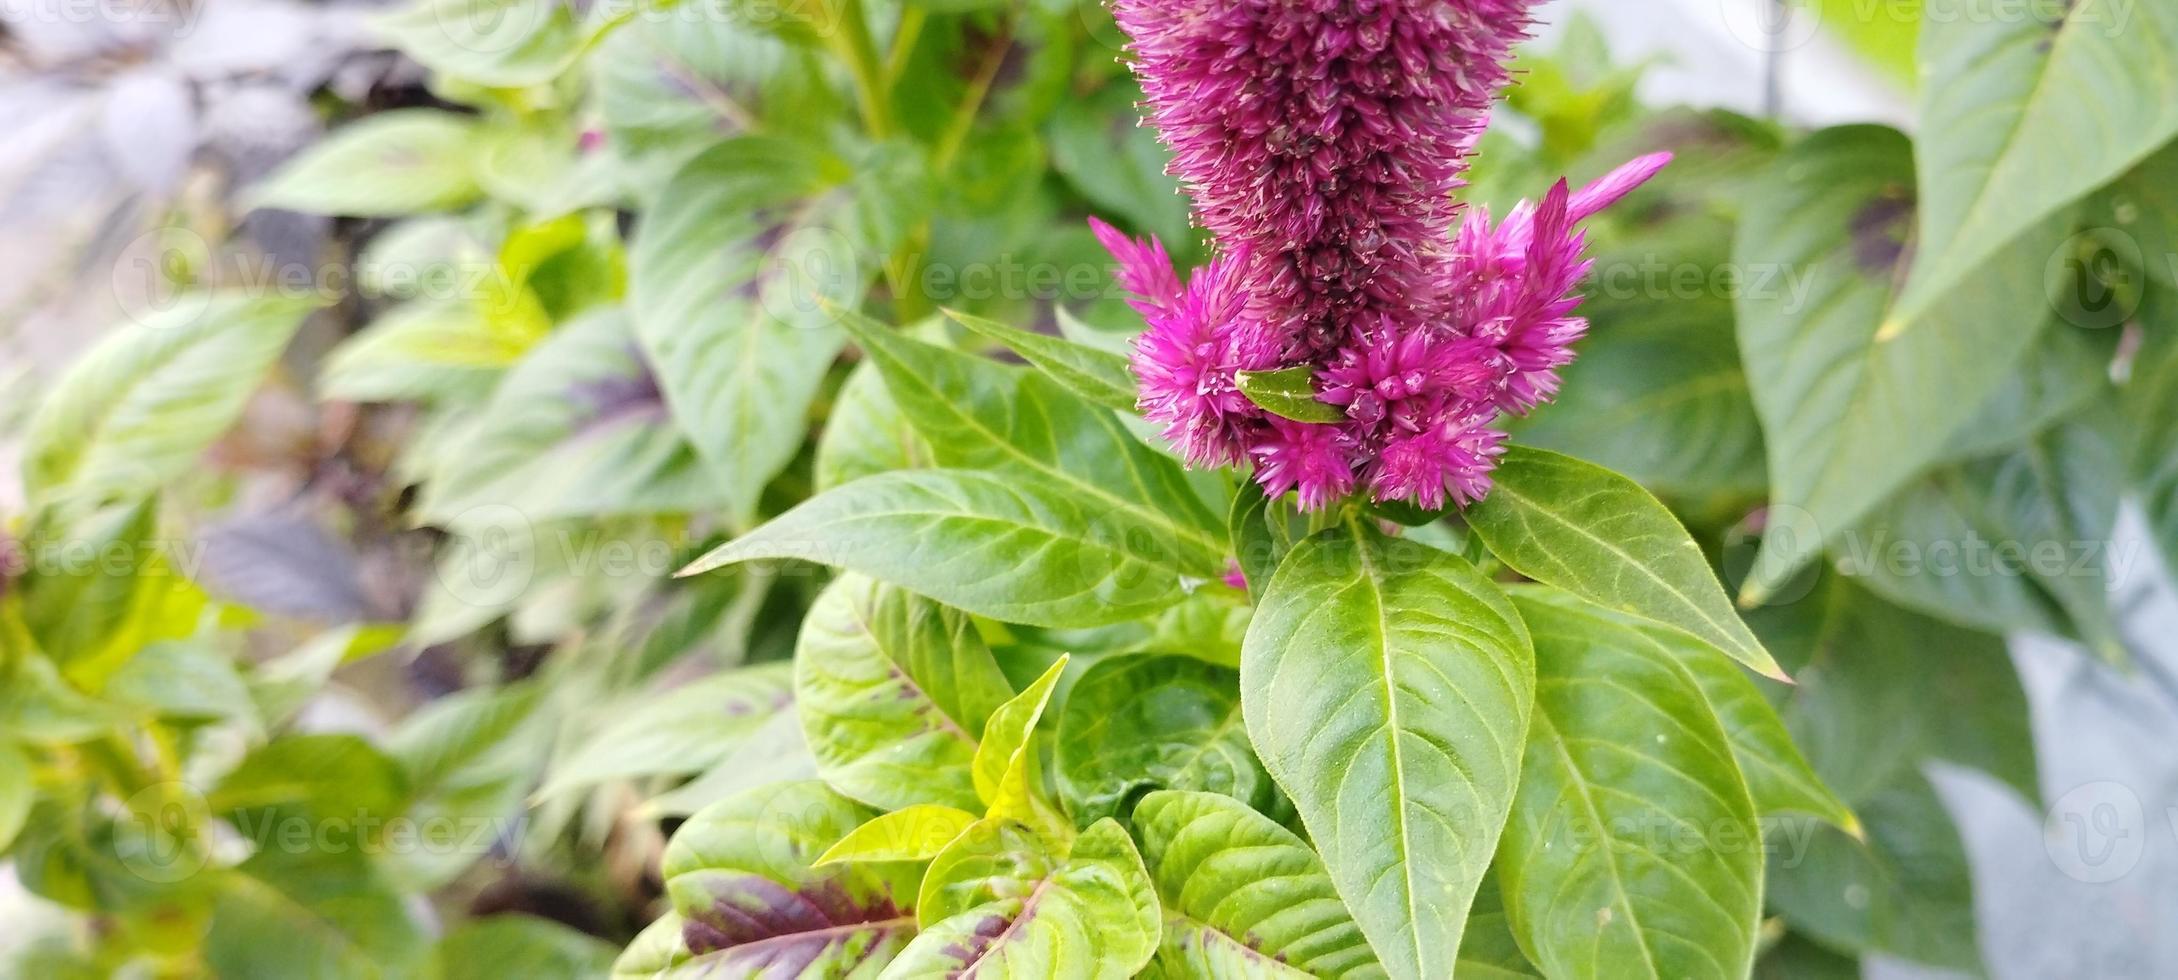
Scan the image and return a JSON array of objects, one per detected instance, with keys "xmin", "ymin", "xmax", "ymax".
[{"xmin": 1, "ymin": 0, "xmax": 2174, "ymax": 976}]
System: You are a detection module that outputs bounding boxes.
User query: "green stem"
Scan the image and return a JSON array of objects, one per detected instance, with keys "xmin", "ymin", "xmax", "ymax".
[
  {"xmin": 931, "ymin": 19, "xmax": 1014, "ymax": 175},
  {"xmin": 829, "ymin": 0, "xmax": 895, "ymax": 139},
  {"xmin": 883, "ymin": 6, "xmax": 928, "ymax": 85}
]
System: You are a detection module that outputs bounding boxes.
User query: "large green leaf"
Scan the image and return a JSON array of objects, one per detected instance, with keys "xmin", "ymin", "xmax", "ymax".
[
  {"xmin": 205, "ymin": 848, "xmax": 428, "ymax": 979},
  {"xmin": 383, "ymin": 684, "xmax": 549, "ymax": 890},
  {"xmin": 435, "ymin": 917, "xmax": 617, "ymax": 980},
  {"xmin": 835, "ymin": 307, "xmax": 1225, "ymax": 579},
  {"xmin": 1496, "ymin": 592, "xmax": 1763, "ymax": 980},
  {"xmin": 1752, "ymin": 574, "xmax": 2036, "ymax": 806},
  {"xmin": 24, "ymin": 293, "xmax": 319, "ymax": 519},
  {"xmin": 1843, "ymin": 409, "xmax": 2124, "ymax": 660},
  {"xmin": 797, "ymin": 575, "xmax": 1012, "ymax": 812},
  {"xmin": 249, "ymin": 110, "xmax": 482, "ymax": 217},
  {"xmin": 1894, "ymin": 0, "xmax": 2178, "ymax": 326},
  {"xmin": 1459, "ymin": 876, "xmax": 1542, "ymax": 979},
  {"xmin": 815, "ymin": 361, "xmax": 930, "ymax": 490},
  {"xmin": 883, "ymin": 819, "xmax": 1159, "ymax": 978},
  {"xmin": 1510, "ymin": 589, "xmax": 1853, "ymax": 832},
  {"xmin": 375, "ymin": 0, "xmax": 586, "ymax": 89},
  {"xmin": 1054, "ymin": 655, "xmax": 1273, "ymax": 825},
  {"xmin": 1240, "ymin": 520, "xmax": 1533, "ymax": 980},
  {"xmin": 538, "ymin": 663, "xmax": 793, "ymax": 799},
  {"xmin": 1750, "ymin": 574, "xmax": 2030, "ymax": 972},
  {"xmin": 660, "ymin": 782, "xmax": 920, "ymax": 977},
  {"xmin": 320, "ymin": 300, "xmax": 521, "ymax": 404},
  {"xmin": 1467, "ymin": 446, "xmax": 1785, "ymax": 680},
  {"xmin": 630, "ymin": 137, "xmax": 925, "ymax": 526},
  {"xmin": 1734, "ymin": 124, "xmax": 2078, "ymax": 601},
  {"xmin": 682, "ymin": 469, "xmax": 1198, "ymax": 627},
  {"xmin": 1765, "ymin": 773, "xmax": 1980, "ymax": 973},
  {"xmin": 210, "ymin": 734, "xmax": 411, "ymax": 825},
  {"xmin": 591, "ymin": 9, "xmax": 841, "ymax": 193},
  {"xmin": 1130, "ymin": 790, "xmax": 1379, "ymax": 978},
  {"xmin": 418, "ymin": 308, "xmax": 729, "ymax": 526}
]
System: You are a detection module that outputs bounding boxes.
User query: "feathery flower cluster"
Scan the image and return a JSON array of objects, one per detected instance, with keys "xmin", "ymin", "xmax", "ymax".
[{"xmin": 1097, "ymin": 0, "xmax": 1669, "ymax": 511}]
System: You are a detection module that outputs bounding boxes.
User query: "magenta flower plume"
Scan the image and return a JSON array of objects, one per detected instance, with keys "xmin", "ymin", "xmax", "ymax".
[
  {"xmin": 1111, "ymin": 0, "xmax": 1536, "ymax": 352},
  {"xmin": 1098, "ymin": 0, "xmax": 1671, "ymax": 512}
]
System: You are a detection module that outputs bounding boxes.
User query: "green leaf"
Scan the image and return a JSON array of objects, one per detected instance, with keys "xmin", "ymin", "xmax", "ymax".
[
  {"xmin": 1234, "ymin": 367, "xmax": 1347, "ymax": 424},
  {"xmin": 682, "ymin": 469, "xmax": 1199, "ymax": 627},
  {"xmin": 611, "ymin": 913, "xmax": 695, "ymax": 980},
  {"xmin": 1130, "ymin": 790, "xmax": 1379, "ymax": 978},
  {"xmin": 1046, "ymin": 88, "xmax": 1194, "ymax": 248},
  {"xmin": 835, "ymin": 307, "xmax": 1225, "ymax": 578},
  {"xmin": 1466, "ymin": 445, "xmax": 1786, "ymax": 681},
  {"xmin": 971, "ymin": 656, "xmax": 1066, "ymax": 825},
  {"xmin": 630, "ymin": 137, "xmax": 925, "ymax": 526},
  {"xmin": 797, "ymin": 575, "xmax": 1013, "ymax": 812},
  {"xmin": 1240, "ymin": 520, "xmax": 1534, "ymax": 980},
  {"xmin": 1893, "ymin": 0, "xmax": 2178, "ymax": 327},
  {"xmin": 418, "ymin": 309, "xmax": 729, "ymax": 527},
  {"xmin": 321, "ymin": 300, "xmax": 524, "ymax": 404},
  {"xmin": 250, "ymin": 110, "xmax": 482, "ymax": 217},
  {"xmin": 592, "ymin": 12, "xmax": 841, "ymax": 193},
  {"xmin": 1734, "ymin": 124, "xmax": 2080, "ymax": 601},
  {"xmin": 885, "ymin": 818, "xmax": 1159, "ymax": 978},
  {"xmin": 211, "ymin": 735, "xmax": 411, "ymax": 823},
  {"xmin": 1765, "ymin": 774, "xmax": 1979, "ymax": 972},
  {"xmin": 24, "ymin": 292, "xmax": 319, "ymax": 518},
  {"xmin": 384, "ymin": 684, "xmax": 549, "ymax": 889},
  {"xmin": 1459, "ymin": 876, "xmax": 1542, "ymax": 979},
  {"xmin": 0, "ymin": 653, "xmax": 131, "ymax": 744},
  {"xmin": 1752, "ymin": 571, "xmax": 2037, "ymax": 815},
  {"xmin": 0, "ymin": 742, "xmax": 32, "ymax": 852},
  {"xmin": 1935, "ymin": 322, "xmax": 2113, "ymax": 466},
  {"xmin": 434, "ymin": 916, "xmax": 617, "ymax": 980},
  {"xmin": 375, "ymin": 0, "xmax": 586, "ymax": 88},
  {"xmin": 1843, "ymin": 409, "xmax": 2125, "ymax": 660},
  {"xmin": 205, "ymin": 848, "xmax": 428, "ymax": 979},
  {"xmin": 1496, "ymin": 591, "xmax": 1764, "ymax": 980},
  {"xmin": 2131, "ymin": 309, "xmax": 2178, "ymax": 573},
  {"xmin": 104, "ymin": 640, "xmax": 255, "ymax": 725},
  {"xmin": 1510, "ymin": 589, "xmax": 1854, "ymax": 833},
  {"xmin": 946, "ymin": 308, "xmax": 1138, "ymax": 413},
  {"xmin": 1054, "ymin": 655, "xmax": 1272, "ymax": 825},
  {"xmin": 538, "ymin": 663, "xmax": 793, "ymax": 799},
  {"xmin": 816, "ymin": 361, "xmax": 931, "ymax": 490},
  {"xmin": 816, "ymin": 805, "xmax": 981, "ymax": 866},
  {"xmin": 661, "ymin": 782, "xmax": 920, "ymax": 976}
]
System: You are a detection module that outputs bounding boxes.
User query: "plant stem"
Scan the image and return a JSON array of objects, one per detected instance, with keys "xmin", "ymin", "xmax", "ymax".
[
  {"xmin": 883, "ymin": 6, "xmax": 928, "ymax": 85},
  {"xmin": 831, "ymin": 0, "xmax": 896, "ymax": 139},
  {"xmin": 932, "ymin": 18, "xmax": 1015, "ymax": 175}
]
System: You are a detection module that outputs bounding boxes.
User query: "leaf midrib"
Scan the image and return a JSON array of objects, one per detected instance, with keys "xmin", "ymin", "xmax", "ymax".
[
  {"xmin": 1530, "ymin": 710, "xmax": 1663, "ymax": 980},
  {"xmin": 1345, "ymin": 516, "xmax": 1428, "ymax": 977}
]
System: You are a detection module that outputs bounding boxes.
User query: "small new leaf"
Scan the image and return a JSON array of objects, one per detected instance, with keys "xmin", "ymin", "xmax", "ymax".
[
  {"xmin": 1235, "ymin": 367, "xmax": 1347, "ymax": 423},
  {"xmin": 815, "ymin": 805, "xmax": 981, "ymax": 866}
]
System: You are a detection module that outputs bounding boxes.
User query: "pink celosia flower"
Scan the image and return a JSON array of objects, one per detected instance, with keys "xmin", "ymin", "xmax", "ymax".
[
  {"xmin": 1111, "ymin": 0, "xmax": 1535, "ymax": 352},
  {"xmin": 1250, "ymin": 418, "xmax": 1356, "ymax": 511},
  {"xmin": 1093, "ymin": 218, "xmax": 1278, "ymax": 468},
  {"xmin": 1097, "ymin": 1, "xmax": 1669, "ymax": 512}
]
